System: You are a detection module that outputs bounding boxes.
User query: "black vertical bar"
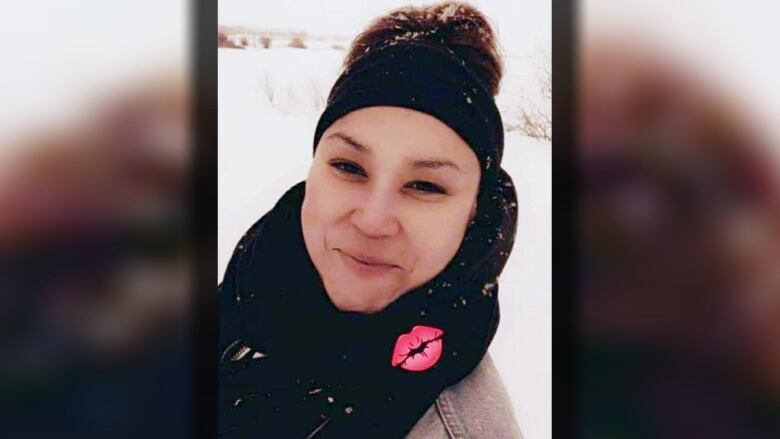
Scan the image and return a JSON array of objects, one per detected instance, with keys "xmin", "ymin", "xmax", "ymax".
[
  {"xmin": 552, "ymin": 0, "xmax": 578, "ymax": 437},
  {"xmin": 192, "ymin": 0, "xmax": 218, "ymax": 437}
]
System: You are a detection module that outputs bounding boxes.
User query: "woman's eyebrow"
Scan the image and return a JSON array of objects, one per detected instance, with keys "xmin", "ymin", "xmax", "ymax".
[
  {"xmin": 326, "ymin": 131, "xmax": 461, "ymax": 171},
  {"xmin": 412, "ymin": 159, "xmax": 460, "ymax": 172},
  {"xmin": 326, "ymin": 132, "xmax": 369, "ymax": 153}
]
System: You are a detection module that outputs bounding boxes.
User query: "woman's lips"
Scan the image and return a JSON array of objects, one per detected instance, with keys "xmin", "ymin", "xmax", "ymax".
[
  {"xmin": 336, "ymin": 249, "xmax": 399, "ymax": 278},
  {"xmin": 391, "ymin": 325, "xmax": 444, "ymax": 372}
]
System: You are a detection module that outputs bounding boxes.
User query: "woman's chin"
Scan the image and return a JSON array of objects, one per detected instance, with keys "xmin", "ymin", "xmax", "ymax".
[{"xmin": 325, "ymin": 288, "xmax": 395, "ymax": 314}]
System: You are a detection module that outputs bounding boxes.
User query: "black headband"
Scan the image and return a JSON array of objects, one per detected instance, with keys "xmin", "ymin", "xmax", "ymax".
[{"xmin": 313, "ymin": 41, "xmax": 504, "ymax": 191}]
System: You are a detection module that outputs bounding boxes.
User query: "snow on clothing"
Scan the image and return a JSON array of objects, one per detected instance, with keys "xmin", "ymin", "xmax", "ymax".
[{"xmin": 218, "ymin": 174, "xmax": 517, "ymax": 437}]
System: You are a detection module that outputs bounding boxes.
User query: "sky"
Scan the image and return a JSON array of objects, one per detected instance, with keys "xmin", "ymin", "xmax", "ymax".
[{"xmin": 218, "ymin": 0, "xmax": 551, "ymax": 58}]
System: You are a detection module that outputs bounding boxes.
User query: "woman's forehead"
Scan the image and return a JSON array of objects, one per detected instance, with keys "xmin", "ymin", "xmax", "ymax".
[
  {"xmin": 331, "ymin": 106, "xmax": 453, "ymax": 136},
  {"xmin": 324, "ymin": 107, "xmax": 479, "ymax": 167}
]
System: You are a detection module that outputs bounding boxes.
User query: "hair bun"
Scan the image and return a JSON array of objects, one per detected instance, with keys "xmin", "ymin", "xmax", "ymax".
[{"xmin": 345, "ymin": 2, "xmax": 503, "ymax": 96}]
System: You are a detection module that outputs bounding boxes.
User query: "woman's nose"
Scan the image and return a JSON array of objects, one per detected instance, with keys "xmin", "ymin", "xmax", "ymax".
[{"xmin": 350, "ymin": 189, "xmax": 400, "ymax": 238}]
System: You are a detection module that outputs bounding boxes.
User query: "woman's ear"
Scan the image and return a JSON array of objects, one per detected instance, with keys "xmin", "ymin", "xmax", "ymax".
[{"xmin": 469, "ymin": 200, "xmax": 477, "ymax": 221}]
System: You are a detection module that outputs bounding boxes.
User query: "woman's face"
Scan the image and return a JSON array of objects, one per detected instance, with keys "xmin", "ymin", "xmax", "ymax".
[{"xmin": 302, "ymin": 106, "xmax": 481, "ymax": 314}]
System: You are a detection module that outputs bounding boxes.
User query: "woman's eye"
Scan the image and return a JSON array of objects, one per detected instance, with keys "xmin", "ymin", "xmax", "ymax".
[
  {"xmin": 330, "ymin": 161, "xmax": 366, "ymax": 177},
  {"xmin": 329, "ymin": 162, "xmax": 446, "ymax": 195},
  {"xmin": 407, "ymin": 180, "xmax": 447, "ymax": 195}
]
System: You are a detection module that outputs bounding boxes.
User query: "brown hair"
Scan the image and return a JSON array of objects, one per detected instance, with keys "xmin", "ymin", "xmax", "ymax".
[{"xmin": 344, "ymin": 2, "xmax": 503, "ymax": 96}]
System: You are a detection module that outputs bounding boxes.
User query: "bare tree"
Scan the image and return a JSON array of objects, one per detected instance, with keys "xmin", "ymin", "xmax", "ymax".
[
  {"xmin": 308, "ymin": 78, "xmax": 325, "ymax": 112},
  {"xmin": 218, "ymin": 32, "xmax": 241, "ymax": 49},
  {"xmin": 508, "ymin": 51, "xmax": 552, "ymax": 141},
  {"xmin": 258, "ymin": 73, "xmax": 275, "ymax": 106},
  {"xmin": 289, "ymin": 34, "xmax": 307, "ymax": 49}
]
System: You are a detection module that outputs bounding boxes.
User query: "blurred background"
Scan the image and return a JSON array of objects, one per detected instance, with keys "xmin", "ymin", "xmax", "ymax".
[
  {"xmin": 1, "ymin": 0, "xmax": 779, "ymax": 438},
  {"xmin": 0, "ymin": 1, "xmax": 190, "ymax": 437},
  {"xmin": 579, "ymin": 0, "xmax": 780, "ymax": 437},
  {"xmin": 217, "ymin": 1, "xmax": 552, "ymax": 438}
]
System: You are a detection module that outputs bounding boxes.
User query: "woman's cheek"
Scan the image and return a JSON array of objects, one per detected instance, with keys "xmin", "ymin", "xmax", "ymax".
[
  {"xmin": 321, "ymin": 173, "xmax": 363, "ymax": 209},
  {"xmin": 409, "ymin": 208, "xmax": 467, "ymax": 270},
  {"xmin": 310, "ymin": 173, "xmax": 350, "ymax": 220}
]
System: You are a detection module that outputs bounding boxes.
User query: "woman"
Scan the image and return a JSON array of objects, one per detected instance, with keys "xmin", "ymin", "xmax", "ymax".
[{"xmin": 219, "ymin": 3, "xmax": 522, "ymax": 437}]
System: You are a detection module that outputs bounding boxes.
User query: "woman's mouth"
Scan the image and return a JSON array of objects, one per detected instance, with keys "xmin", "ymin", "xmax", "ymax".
[{"xmin": 336, "ymin": 249, "xmax": 399, "ymax": 278}]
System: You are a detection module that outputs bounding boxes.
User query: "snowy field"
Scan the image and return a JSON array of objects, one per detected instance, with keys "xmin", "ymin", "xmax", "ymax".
[{"xmin": 218, "ymin": 45, "xmax": 551, "ymax": 439}]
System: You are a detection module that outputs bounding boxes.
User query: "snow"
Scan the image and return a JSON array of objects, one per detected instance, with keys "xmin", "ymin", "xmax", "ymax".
[
  {"xmin": 219, "ymin": 45, "xmax": 550, "ymax": 439},
  {"xmin": 437, "ymin": 3, "xmax": 461, "ymax": 22}
]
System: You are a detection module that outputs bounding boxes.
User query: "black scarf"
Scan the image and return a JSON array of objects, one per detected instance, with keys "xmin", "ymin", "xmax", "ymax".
[{"xmin": 218, "ymin": 168, "xmax": 517, "ymax": 438}]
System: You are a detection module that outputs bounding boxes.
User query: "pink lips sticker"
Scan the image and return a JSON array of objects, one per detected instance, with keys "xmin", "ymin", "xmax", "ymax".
[{"xmin": 391, "ymin": 325, "xmax": 444, "ymax": 372}]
